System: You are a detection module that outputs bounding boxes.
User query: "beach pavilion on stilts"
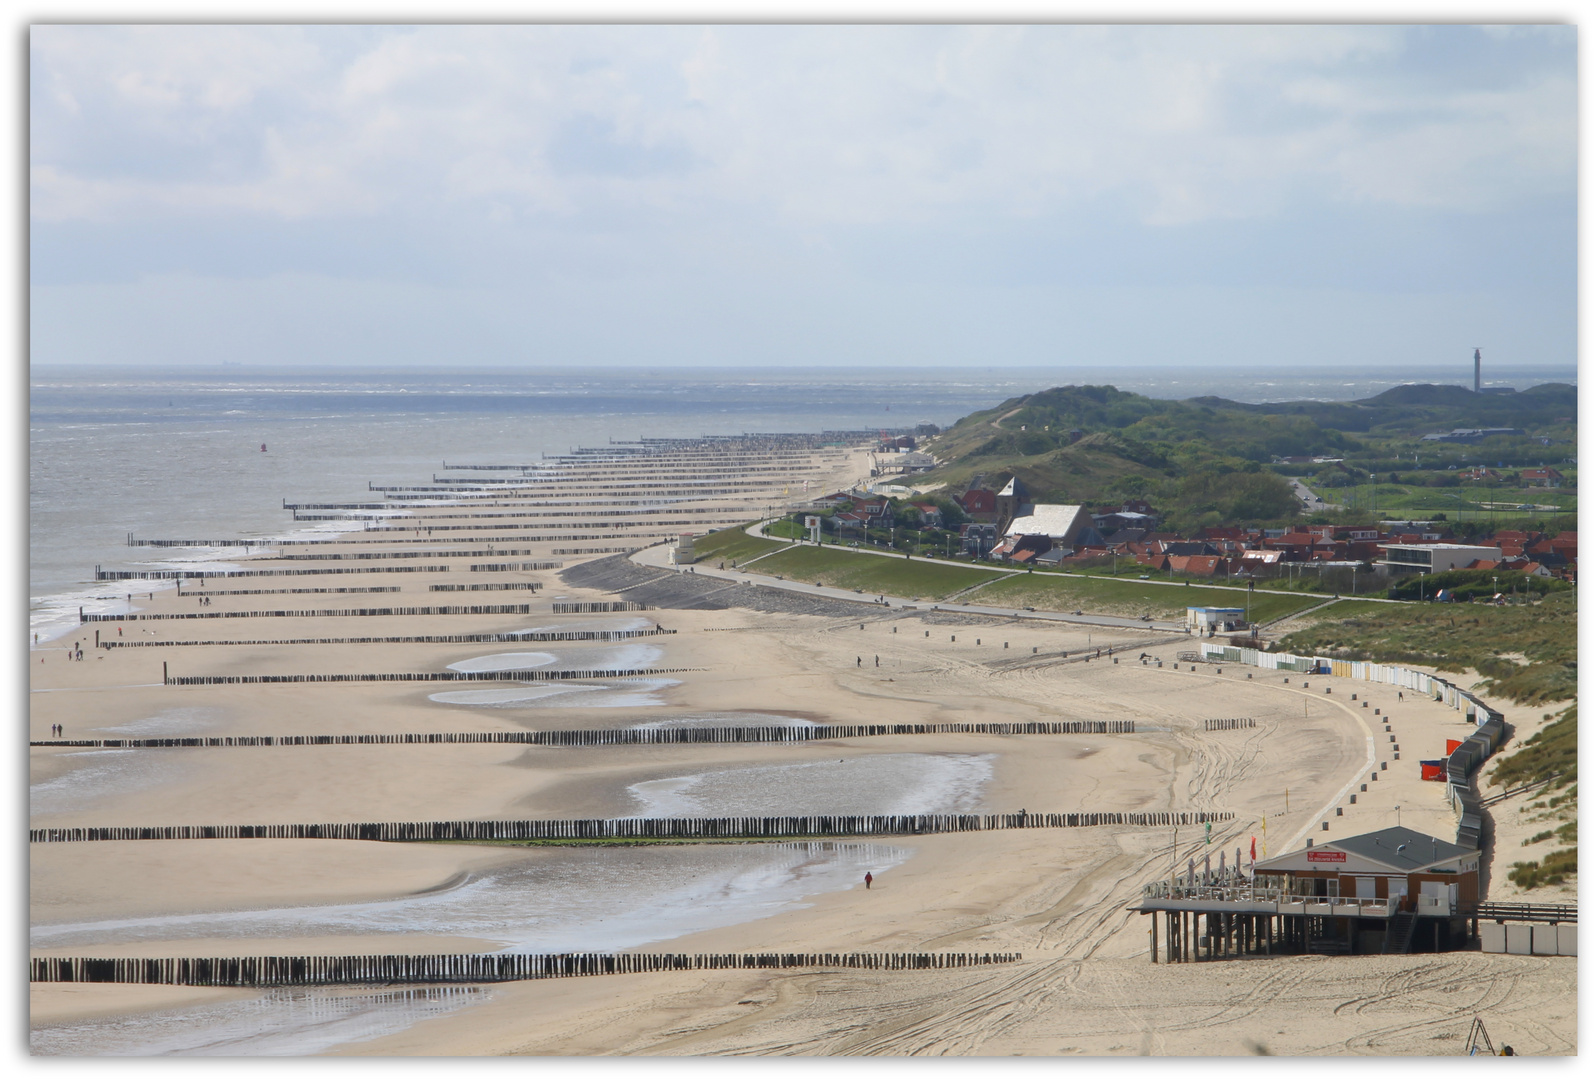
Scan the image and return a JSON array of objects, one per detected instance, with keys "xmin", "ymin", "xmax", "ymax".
[{"xmin": 1137, "ymin": 827, "xmax": 1480, "ymax": 962}]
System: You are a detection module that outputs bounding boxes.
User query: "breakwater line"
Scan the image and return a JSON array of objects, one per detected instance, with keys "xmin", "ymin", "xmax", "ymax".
[
  {"xmin": 176, "ymin": 587, "xmax": 403, "ymax": 597},
  {"xmin": 31, "ymin": 951, "xmax": 1023, "ymax": 988},
  {"xmin": 30, "ymin": 809, "xmax": 1233, "ymax": 843},
  {"xmin": 100, "ymin": 629, "xmax": 672, "ymax": 649},
  {"xmin": 95, "ymin": 566, "xmax": 452, "ymax": 580},
  {"xmin": 428, "ymin": 583, "xmax": 544, "ymax": 591},
  {"xmin": 161, "ymin": 667, "xmax": 696, "ymax": 686},
  {"xmin": 32, "ymin": 719, "xmax": 1132, "ymax": 750},
  {"xmin": 83, "ymin": 604, "xmax": 533, "ymax": 623},
  {"xmin": 1203, "ymin": 718, "xmax": 1256, "ymax": 731}
]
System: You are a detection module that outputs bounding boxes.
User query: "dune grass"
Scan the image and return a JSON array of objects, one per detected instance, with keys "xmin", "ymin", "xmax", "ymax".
[{"xmin": 1275, "ymin": 593, "xmax": 1576, "ymax": 706}]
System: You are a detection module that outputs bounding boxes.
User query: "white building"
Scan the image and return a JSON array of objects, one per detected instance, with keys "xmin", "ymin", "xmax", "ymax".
[
  {"xmin": 1187, "ymin": 606, "xmax": 1247, "ymax": 632},
  {"xmin": 672, "ymin": 533, "xmax": 696, "ymax": 565},
  {"xmin": 1378, "ymin": 543, "xmax": 1502, "ymax": 575}
]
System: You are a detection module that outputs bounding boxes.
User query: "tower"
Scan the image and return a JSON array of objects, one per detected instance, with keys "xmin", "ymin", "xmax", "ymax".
[{"xmin": 1474, "ymin": 348, "xmax": 1482, "ymax": 393}]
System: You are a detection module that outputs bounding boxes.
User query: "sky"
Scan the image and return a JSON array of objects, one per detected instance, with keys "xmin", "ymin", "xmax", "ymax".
[{"xmin": 27, "ymin": 21, "xmax": 1578, "ymax": 370}]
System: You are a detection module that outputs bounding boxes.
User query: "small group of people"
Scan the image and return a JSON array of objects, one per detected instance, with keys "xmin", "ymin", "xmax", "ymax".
[
  {"xmin": 47, "ymin": 724, "xmax": 64, "ymax": 737},
  {"xmin": 65, "ymin": 642, "xmax": 84, "ymax": 661},
  {"xmin": 195, "ymin": 595, "xmax": 213, "ymax": 606}
]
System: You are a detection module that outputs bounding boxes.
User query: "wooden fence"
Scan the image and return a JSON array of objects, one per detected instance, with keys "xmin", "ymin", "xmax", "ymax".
[
  {"xmin": 162, "ymin": 666, "xmax": 693, "ymax": 686},
  {"xmin": 1203, "ymin": 718, "xmax": 1257, "ymax": 731},
  {"xmin": 429, "ymin": 583, "xmax": 544, "ymax": 591},
  {"xmin": 267, "ymin": 549, "xmax": 529, "ymax": 561},
  {"xmin": 176, "ymin": 587, "xmax": 402, "ymax": 597},
  {"xmin": 84, "ymin": 604, "xmax": 533, "ymax": 623},
  {"xmin": 102, "ymin": 629, "xmax": 672, "ymax": 649},
  {"xmin": 31, "ymin": 950, "xmax": 1023, "ymax": 987},
  {"xmin": 33, "ymin": 718, "xmax": 1131, "ymax": 750},
  {"xmin": 30, "ymin": 809, "xmax": 1234, "ymax": 844},
  {"xmin": 95, "ymin": 566, "xmax": 451, "ymax": 580}
]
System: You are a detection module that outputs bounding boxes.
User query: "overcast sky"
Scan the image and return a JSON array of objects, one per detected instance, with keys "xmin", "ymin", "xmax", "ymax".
[{"xmin": 28, "ymin": 23, "xmax": 1576, "ymax": 369}]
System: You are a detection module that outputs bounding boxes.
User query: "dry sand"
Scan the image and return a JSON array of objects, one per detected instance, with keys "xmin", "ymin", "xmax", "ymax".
[{"xmin": 29, "ymin": 447, "xmax": 1576, "ymax": 1056}]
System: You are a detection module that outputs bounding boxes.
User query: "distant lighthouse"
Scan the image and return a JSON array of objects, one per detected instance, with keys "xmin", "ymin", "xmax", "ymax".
[{"xmin": 1474, "ymin": 348, "xmax": 1482, "ymax": 393}]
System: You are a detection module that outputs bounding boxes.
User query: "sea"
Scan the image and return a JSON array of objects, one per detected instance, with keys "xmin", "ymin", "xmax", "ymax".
[{"xmin": 28, "ymin": 362, "xmax": 1575, "ymax": 638}]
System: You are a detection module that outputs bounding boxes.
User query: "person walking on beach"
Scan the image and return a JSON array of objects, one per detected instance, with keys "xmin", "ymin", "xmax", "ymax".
[
  {"xmin": 857, "ymin": 656, "xmax": 862, "ymax": 667},
  {"xmin": 865, "ymin": 872, "xmax": 873, "ymax": 890},
  {"xmin": 874, "ymin": 655, "xmax": 879, "ymax": 667}
]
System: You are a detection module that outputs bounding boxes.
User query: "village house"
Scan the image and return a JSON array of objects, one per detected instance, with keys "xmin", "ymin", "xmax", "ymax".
[
  {"xmin": 1520, "ymin": 467, "xmax": 1564, "ymax": 488},
  {"xmin": 952, "ymin": 486, "xmax": 998, "ymax": 523}
]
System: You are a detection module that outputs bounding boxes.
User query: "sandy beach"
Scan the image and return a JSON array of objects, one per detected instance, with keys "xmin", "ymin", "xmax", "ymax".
[{"xmin": 29, "ymin": 439, "xmax": 1575, "ymax": 1057}]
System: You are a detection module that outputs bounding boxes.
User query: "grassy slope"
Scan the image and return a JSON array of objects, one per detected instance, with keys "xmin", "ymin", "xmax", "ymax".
[
  {"xmin": 973, "ymin": 573, "xmax": 1326, "ymax": 622},
  {"xmin": 1290, "ymin": 599, "xmax": 1392, "ymax": 621},
  {"xmin": 1274, "ymin": 593, "xmax": 1576, "ymax": 706},
  {"xmin": 689, "ymin": 527, "xmax": 787, "ymax": 564},
  {"xmin": 752, "ymin": 546, "xmax": 1006, "ymax": 600},
  {"xmin": 919, "ymin": 436, "xmax": 1158, "ymax": 507}
]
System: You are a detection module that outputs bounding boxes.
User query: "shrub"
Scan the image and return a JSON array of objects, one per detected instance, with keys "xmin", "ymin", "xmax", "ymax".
[{"xmin": 1507, "ymin": 848, "xmax": 1577, "ymax": 889}]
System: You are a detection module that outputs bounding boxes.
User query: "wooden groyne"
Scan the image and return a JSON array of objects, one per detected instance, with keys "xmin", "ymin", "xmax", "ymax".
[
  {"xmin": 101, "ymin": 629, "xmax": 674, "ymax": 649},
  {"xmin": 468, "ymin": 563, "xmax": 552, "ymax": 572},
  {"xmin": 33, "ymin": 719, "xmax": 1132, "ymax": 749},
  {"xmin": 551, "ymin": 547, "xmax": 640, "ymax": 555},
  {"xmin": 82, "ymin": 604, "xmax": 533, "ymax": 623},
  {"xmin": 1203, "ymin": 718, "xmax": 1257, "ymax": 731},
  {"xmin": 264, "ymin": 549, "xmax": 530, "ymax": 561},
  {"xmin": 365, "ymin": 517, "xmax": 743, "ymax": 532},
  {"xmin": 128, "ymin": 538, "xmax": 275, "ymax": 548},
  {"xmin": 95, "ymin": 566, "xmax": 451, "ymax": 580},
  {"xmin": 552, "ymin": 601, "xmax": 650, "ymax": 613},
  {"xmin": 161, "ymin": 667, "xmax": 692, "ymax": 686},
  {"xmin": 30, "ymin": 809, "xmax": 1234, "ymax": 844},
  {"xmin": 176, "ymin": 587, "xmax": 403, "ymax": 597},
  {"xmin": 31, "ymin": 950, "xmax": 1023, "ymax": 988},
  {"xmin": 428, "ymin": 583, "xmax": 544, "ymax": 591}
]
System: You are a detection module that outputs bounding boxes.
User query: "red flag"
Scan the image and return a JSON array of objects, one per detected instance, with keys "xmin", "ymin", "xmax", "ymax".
[{"xmin": 1250, "ymin": 837, "xmax": 1257, "ymax": 862}]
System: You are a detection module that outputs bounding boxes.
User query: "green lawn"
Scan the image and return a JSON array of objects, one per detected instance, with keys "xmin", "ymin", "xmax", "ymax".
[
  {"xmin": 1290, "ymin": 599, "xmax": 1393, "ymax": 622},
  {"xmin": 752, "ymin": 545, "xmax": 1006, "ymax": 600},
  {"xmin": 1297, "ymin": 479, "xmax": 1576, "ymax": 520},
  {"xmin": 973, "ymin": 573, "xmax": 1327, "ymax": 622},
  {"xmin": 689, "ymin": 526, "xmax": 789, "ymax": 565}
]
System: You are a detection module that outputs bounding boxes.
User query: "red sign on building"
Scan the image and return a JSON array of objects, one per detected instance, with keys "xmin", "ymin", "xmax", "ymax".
[{"xmin": 1306, "ymin": 850, "xmax": 1347, "ymax": 863}]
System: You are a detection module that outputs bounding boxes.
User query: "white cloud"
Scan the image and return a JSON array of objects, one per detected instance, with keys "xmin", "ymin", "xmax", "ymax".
[{"xmin": 29, "ymin": 24, "xmax": 1574, "ymax": 229}]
